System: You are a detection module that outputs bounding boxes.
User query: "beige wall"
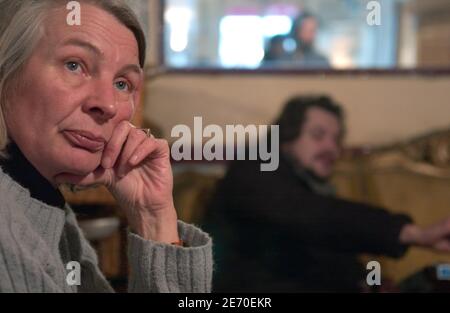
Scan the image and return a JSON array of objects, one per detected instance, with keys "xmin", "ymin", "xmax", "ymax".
[
  {"xmin": 144, "ymin": 0, "xmax": 450, "ymax": 147},
  {"xmin": 144, "ymin": 74, "xmax": 450, "ymax": 146}
]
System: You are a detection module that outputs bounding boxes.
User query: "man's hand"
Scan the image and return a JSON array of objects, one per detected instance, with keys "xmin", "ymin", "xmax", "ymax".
[
  {"xmin": 55, "ymin": 121, "xmax": 179, "ymax": 244},
  {"xmin": 400, "ymin": 218, "xmax": 450, "ymax": 252}
]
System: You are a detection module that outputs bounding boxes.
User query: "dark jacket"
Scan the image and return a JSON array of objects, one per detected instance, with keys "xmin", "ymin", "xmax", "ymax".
[{"xmin": 204, "ymin": 153, "xmax": 412, "ymax": 292}]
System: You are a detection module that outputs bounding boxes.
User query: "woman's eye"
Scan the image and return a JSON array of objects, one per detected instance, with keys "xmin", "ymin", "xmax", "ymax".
[
  {"xmin": 115, "ymin": 81, "xmax": 130, "ymax": 92},
  {"xmin": 65, "ymin": 61, "xmax": 81, "ymax": 72}
]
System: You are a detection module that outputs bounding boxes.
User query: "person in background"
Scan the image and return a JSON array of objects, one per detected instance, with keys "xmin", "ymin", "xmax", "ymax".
[
  {"xmin": 261, "ymin": 35, "xmax": 290, "ymax": 68},
  {"xmin": 205, "ymin": 95, "xmax": 450, "ymax": 292},
  {"xmin": 289, "ymin": 12, "xmax": 330, "ymax": 69}
]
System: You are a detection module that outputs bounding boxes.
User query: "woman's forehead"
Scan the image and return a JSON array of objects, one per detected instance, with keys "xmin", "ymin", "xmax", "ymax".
[{"xmin": 42, "ymin": 3, "xmax": 139, "ymax": 62}]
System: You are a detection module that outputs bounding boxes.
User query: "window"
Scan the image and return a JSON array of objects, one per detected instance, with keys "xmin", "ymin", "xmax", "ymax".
[{"xmin": 162, "ymin": 0, "xmax": 450, "ymax": 71}]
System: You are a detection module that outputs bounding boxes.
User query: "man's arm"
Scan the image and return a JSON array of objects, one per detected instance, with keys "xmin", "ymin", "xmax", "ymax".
[
  {"xmin": 223, "ymin": 162, "xmax": 410, "ymax": 257},
  {"xmin": 235, "ymin": 164, "xmax": 450, "ymax": 255},
  {"xmin": 239, "ymin": 187, "xmax": 412, "ymax": 257}
]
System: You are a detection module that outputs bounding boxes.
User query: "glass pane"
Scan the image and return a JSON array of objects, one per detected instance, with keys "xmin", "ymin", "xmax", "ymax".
[{"xmin": 163, "ymin": 0, "xmax": 448, "ymax": 70}]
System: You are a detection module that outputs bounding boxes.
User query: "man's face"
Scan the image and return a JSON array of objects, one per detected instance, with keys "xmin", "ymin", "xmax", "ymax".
[
  {"xmin": 5, "ymin": 4, "xmax": 143, "ymax": 184},
  {"xmin": 298, "ymin": 17, "xmax": 317, "ymax": 46},
  {"xmin": 286, "ymin": 107, "xmax": 342, "ymax": 179}
]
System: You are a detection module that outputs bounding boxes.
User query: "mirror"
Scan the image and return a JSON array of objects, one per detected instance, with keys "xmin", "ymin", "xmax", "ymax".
[{"xmin": 162, "ymin": 0, "xmax": 450, "ymax": 71}]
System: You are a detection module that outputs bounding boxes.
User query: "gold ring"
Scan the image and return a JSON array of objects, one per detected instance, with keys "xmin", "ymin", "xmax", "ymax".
[{"xmin": 138, "ymin": 128, "xmax": 152, "ymax": 137}]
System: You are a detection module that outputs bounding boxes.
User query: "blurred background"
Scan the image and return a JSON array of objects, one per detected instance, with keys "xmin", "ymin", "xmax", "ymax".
[
  {"xmin": 62, "ymin": 0, "xmax": 450, "ymax": 292},
  {"xmin": 163, "ymin": 0, "xmax": 446, "ymax": 69}
]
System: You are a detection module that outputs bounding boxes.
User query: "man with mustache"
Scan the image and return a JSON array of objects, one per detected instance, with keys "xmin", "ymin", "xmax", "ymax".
[{"xmin": 206, "ymin": 96, "xmax": 450, "ymax": 292}]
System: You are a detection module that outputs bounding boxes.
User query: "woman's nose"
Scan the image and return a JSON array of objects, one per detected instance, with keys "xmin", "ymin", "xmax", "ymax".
[{"xmin": 82, "ymin": 83, "xmax": 118, "ymax": 122}]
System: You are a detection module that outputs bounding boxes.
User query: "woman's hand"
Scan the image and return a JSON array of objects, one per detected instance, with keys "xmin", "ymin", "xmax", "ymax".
[{"xmin": 55, "ymin": 121, "xmax": 179, "ymax": 243}]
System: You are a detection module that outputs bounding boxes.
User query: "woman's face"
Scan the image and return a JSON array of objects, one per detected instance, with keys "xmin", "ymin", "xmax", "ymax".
[{"xmin": 5, "ymin": 4, "xmax": 143, "ymax": 185}]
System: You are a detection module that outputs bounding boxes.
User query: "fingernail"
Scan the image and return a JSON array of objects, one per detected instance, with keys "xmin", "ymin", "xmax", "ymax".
[{"xmin": 130, "ymin": 155, "xmax": 138, "ymax": 165}]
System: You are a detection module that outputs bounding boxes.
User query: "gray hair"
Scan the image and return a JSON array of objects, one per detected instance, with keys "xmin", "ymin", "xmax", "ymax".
[{"xmin": 0, "ymin": 0, "xmax": 146, "ymax": 159}]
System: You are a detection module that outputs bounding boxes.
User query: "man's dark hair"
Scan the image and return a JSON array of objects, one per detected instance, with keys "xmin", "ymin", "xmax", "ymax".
[
  {"xmin": 290, "ymin": 11, "xmax": 316, "ymax": 39},
  {"xmin": 274, "ymin": 95, "xmax": 345, "ymax": 144}
]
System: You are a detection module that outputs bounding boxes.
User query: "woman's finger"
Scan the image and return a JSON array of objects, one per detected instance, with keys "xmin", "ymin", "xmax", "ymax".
[
  {"xmin": 129, "ymin": 138, "xmax": 170, "ymax": 167},
  {"xmin": 54, "ymin": 166, "xmax": 113, "ymax": 188},
  {"xmin": 116, "ymin": 128, "xmax": 148, "ymax": 177},
  {"xmin": 102, "ymin": 121, "xmax": 133, "ymax": 169}
]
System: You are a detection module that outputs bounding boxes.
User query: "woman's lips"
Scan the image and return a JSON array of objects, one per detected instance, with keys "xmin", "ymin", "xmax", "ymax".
[{"xmin": 63, "ymin": 130, "xmax": 105, "ymax": 153}]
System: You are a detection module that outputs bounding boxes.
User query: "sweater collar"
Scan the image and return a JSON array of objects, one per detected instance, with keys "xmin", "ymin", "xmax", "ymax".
[{"xmin": 0, "ymin": 142, "xmax": 66, "ymax": 208}]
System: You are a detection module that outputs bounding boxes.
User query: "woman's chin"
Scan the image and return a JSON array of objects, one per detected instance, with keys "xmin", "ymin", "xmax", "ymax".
[{"xmin": 61, "ymin": 148, "xmax": 103, "ymax": 175}]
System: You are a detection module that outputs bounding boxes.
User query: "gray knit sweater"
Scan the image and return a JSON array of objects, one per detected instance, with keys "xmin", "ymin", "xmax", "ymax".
[{"xmin": 0, "ymin": 166, "xmax": 213, "ymax": 293}]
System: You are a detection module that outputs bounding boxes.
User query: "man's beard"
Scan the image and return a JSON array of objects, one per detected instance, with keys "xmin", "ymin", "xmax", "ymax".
[
  {"xmin": 303, "ymin": 165, "xmax": 329, "ymax": 183},
  {"xmin": 311, "ymin": 151, "xmax": 337, "ymax": 180},
  {"xmin": 291, "ymin": 159, "xmax": 336, "ymax": 196}
]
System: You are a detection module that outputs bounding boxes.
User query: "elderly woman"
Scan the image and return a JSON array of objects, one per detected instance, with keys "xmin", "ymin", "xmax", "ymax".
[{"xmin": 0, "ymin": 0, "xmax": 212, "ymax": 292}]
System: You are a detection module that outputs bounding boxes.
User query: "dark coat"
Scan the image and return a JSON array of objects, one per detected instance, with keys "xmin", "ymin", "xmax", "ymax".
[{"xmin": 204, "ymin": 153, "xmax": 412, "ymax": 292}]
